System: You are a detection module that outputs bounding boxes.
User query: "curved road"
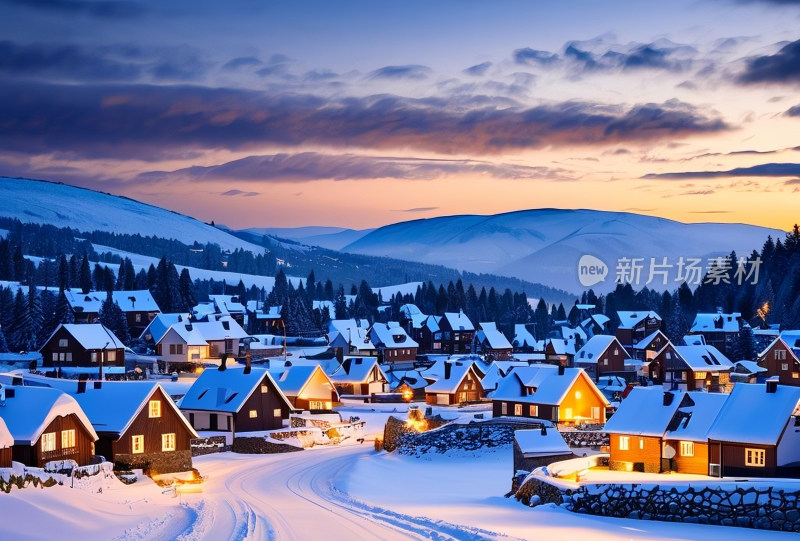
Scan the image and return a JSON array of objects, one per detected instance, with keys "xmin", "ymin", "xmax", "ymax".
[{"xmin": 163, "ymin": 445, "xmax": 513, "ymax": 541}]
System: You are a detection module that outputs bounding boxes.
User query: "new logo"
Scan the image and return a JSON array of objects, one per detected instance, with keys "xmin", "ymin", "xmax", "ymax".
[{"xmin": 578, "ymin": 255, "xmax": 608, "ymax": 287}]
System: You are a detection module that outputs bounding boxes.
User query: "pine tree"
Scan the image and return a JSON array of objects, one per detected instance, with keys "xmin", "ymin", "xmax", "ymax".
[
  {"xmin": 79, "ymin": 254, "xmax": 92, "ymax": 293},
  {"xmin": 99, "ymin": 291, "xmax": 130, "ymax": 344},
  {"xmin": 178, "ymin": 268, "xmax": 196, "ymax": 312},
  {"xmin": 0, "ymin": 324, "xmax": 7, "ymax": 353}
]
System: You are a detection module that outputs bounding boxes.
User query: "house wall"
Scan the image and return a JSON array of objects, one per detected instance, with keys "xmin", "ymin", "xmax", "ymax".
[
  {"xmin": 184, "ymin": 411, "xmax": 232, "ymax": 432},
  {"xmin": 608, "ymin": 434, "xmax": 663, "ymax": 473},
  {"xmin": 232, "ymin": 376, "xmax": 291, "ymax": 432},
  {"xmin": 290, "ymin": 369, "xmax": 338, "ymax": 411},
  {"xmin": 126, "ymin": 311, "xmax": 158, "ymax": 337},
  {"xmin": 0, "ymin": 447, "xmax": 11, "ymax": 468},
  {"xmin": 158, "ymin": 329, "xmax": 209, "ymax": 365},
  {"xmin": 667, "ymin": 440, "xmax": 709, "ymax": 475},
  {"xmin": 491, "ymin": 400, "xmax": 557, "ymax": 422},
  {"xmin": 711, "ymin": 440, "xmax": 778, "ymax": 477},
  {"xmin": 11, "ymin": 413, "xmax": 95, "ymax": 467},
  {"xmin": 597, "ymin": 344, "xmax": 630, "ymax": 374},
  {"xmin": 381, "ymin": 347, "xmax": 417, "ymax": 363},
  {"xmin": 759, "ymin": 341, "xmax": 800, "ymax": 386},
  {"xmin": 557, "ymin": 375, "xmax": 607, "ymax": 423}
]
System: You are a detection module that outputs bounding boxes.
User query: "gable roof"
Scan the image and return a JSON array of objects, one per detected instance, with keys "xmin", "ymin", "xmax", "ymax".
[
  {"xmin": 424, "ymin": 315, "xmax": 441, "ymax": 333},
  {"xmin": 442, "ymin": 311, "xmax": 474, "ymax": 331},
  {"xmin": 672, "ymin": 345, "xmax": 733, "ymax": 372},
  {"xmin": 545, "ymin": 338, "xmax": 576, "ymax": 356},
  {"xmin": 328, "ymin": 328, "xmax": 376, "ymax": 352},
  {"xmin": 272, "ymin": 364, "xmax": 335, "ymax": 397},
  {"xmin": 690, "ymin": 312, "xmax": 741, "ymax": 334},
  {"xmin": 575, "ymin": 335, "xmax": 628, "ymax": 364},
  {"xmin": 476, "ymin": 323, "xmax": 513, "ymax": 350},
  {"xmin": 71, "ymin": 381, "xmax": 198, "ymax": 438},
  {"xmin": 46, "ymin": 323, "xmax": 125, "ymax": 350},
  {"xmin": 0, "ymin": 386, "xmax": 98, "ymax": 444},
  {"xmin": 180, "ymin": 366, "xmax": 294, "ymax": 413},
  {"xmin": 425, "ymin": 361, "xmax": 480, "ymax": 394},
  {"xmin": 665, "ymin": 392, "xmax": 728, "ymax": 443},
  {"xmin": 634, "ymin": 330, "xmax": 669, "ymax": 350},
  {"xmin": 165, "ymin": 323, "xmax": 209, "ymax": 346},
  {"xmin": 209, "ymin": 295, "xmax": 246, "ymax": 315},
  {"xmin": 330, "ymin": 357, "xmax": 386, "ymax": 384},
  {"xmin": 492, "ymin": 365, "xmax": 609, "ymax": 407},
  {"xmin": 758, "ymin": 336, "xmax": 800, "ymax": 362},
  {"xmin": 370, "ymin": 322, "xmax": 419, "ymax": 349},
  {"xmin": 603, "ymin": 387, "xmax": 683, "ymax": 437},
  {"xmin": 140, "ymin": 313, "xmax": 190, "ymax": 343},
  {"xmin": 399, "ymin": 304, "xmax": 428, "ymax": 329},
  {"xmin": 616, "ymin": 311, "xmax": 661, "ymax": 330},
  {"xmin": 191, "ymin": 316, "xmax": 249, "ymax": 341},
  {"xmin": 707, "ymin": 383, "xmax": 800, "ymax": 445},
  {"xmin": 64, "ymin": 289, "xmax": 160, "ymax": 314},
  {"xmin": 513, "ymin": 324, "xmax": 538, "ymax": 349},
  {"xmin": 515, "ymin": 428, "xmax": 571, "ymax": 457}
]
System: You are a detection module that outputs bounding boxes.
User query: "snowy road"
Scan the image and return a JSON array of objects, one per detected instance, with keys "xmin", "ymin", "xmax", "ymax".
[{"xmin": 171, "ymin": 446, "xmax": 513, "ymax": 541}]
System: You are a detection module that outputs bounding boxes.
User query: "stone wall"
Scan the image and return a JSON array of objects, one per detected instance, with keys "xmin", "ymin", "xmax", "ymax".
[
  {"xmin": 394, "ymin": 419, "xmax": 544, "ymax": 456},
  {"xmin": 560, "ymin": 430, "xmax": 608, "ymax": 448},
  {"xmin": 114, "ymin": 450, "xmax": 193, "ymax": 474},
  {"xmin": 191, "ymin": 436, "xmax": 229, "ymax": 456},
  {"xmin": 232, "ymin": 437, "xmax": 303, "ymax": 454},
  {"xmin": 515, "ymin": 476, "xmax": 800, "ymax": 533}
]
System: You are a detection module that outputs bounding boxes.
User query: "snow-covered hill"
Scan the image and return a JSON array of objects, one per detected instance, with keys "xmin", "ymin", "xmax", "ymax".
[
  {"xmin": 0, "ymin": 177, "xmax": 263, "ymax": 253},
  {"xmin": 244, "ymin": 226, "xmax": 374, "ymax": 251},
  {"xmin": 340, "ymin": 209, "xmax": 784, "ymax": 293}
]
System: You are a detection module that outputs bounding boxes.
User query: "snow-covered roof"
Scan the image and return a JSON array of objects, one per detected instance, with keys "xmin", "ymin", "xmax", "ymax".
[
  {"xmin": 46, "ymin": 323, "xmax": 125, "ymax": 350},
  {"xmin": 328, "ymin": 329, "xmax": 376, "ymax": 352},
  {"xmin": 424, "ymin": 361, "xmax": 479, "ymax": 394},
  {"xmin": 370, "ymin": 322, "xmax": 419, "ymax": 349},
  {"xmin": 272, "ymin": 365, "xmax": 333, "ymax": 396},
  {"xmin": 424, "ymin": 315, "xmax": 441, "ymax": 333},
  {"xmin": 399, "ymin": 304, "xmax": 427, "ymax": 329},
  {"xmin": 757, "ymin": 337, "xmax": 800, "ymax": 362},
  {"xmin": 180, "ymin": 366, "xmax": 294, "ymax": 413},
  {"xmin": 560, "ymin": 326, "xmax": 587, "ymax": 342},
  {"xmin": 0, "ymin": 385, "xmax": 98, "ymax": 444},
  {"xmin": 734, "ymin": 360, "xmax": 767, "ymax": 374},
  {"xmin": 246, "ymin": 301, "xmax": 283, "ymax": 319},
  {"xmin": 616, "ymin": 311, "xmax": 661, "ymax": 330},
  {"xmin": 191, "ymin": 316, "xmax": 249, "ymax": 341},
  {"xmin": 582, "ymin": 314, "xmax": 610, "ymax": 328},
  {"xmin": 476, "ymin": 323, "xmax": 513, "ymax": 351},
  {"xmin": 574, "ymin": 335, "xmax": 628, "ymax": 364},
  {"xmin": 0, "ymin": 416, "xmax": 12, "ymax": 448},
  {"xmin": 140, "ymin": 313, "xmax": 189, "ymax": 343},
  {"xmin": 779, "ymin": 330, "xmax": 800, "ymax": 349},
  {"xmin": 513, "ymin": 324, "xmax": 538, "ymax": 349},
  {"xmin": 683, "ymin": 334, "xmax": 706, "ymax": 346},
  {"xmin": 634, "ymin": 330, "xmax": 668, "ymax": 350},
  {"xmin": 328, "ymin": 319, "xmax": 369, "ymax": 335},
  {"xmin": 386, "ymin": 369, "xmax": 429, "ymax": 390},
  {"xmin": 443, "ymin": 311, "xmax": 474, "ymax": 331},
  {"xmin": 209, "ymin": 295, "xmax": 246, "ymax": 315},
  {"xmin": 164, "ymin": 323, "xmax": 208, "ymax": 346},
  {"xmin": 545, "ymin": 338, "xmax": 576, "ymax": 356},
  {"xmin": 665, "ymin": 392, "xmax": 728, "ymax": 443},
  {"xmin": 690, "ymin": 312, "xmax": 741, "ymax": 334},
  {"xmin": 329, "ymin": 357, "xmax": 386, "ymax": 384},
  {"xmin": 71, "ymin": 381, "xmax": 197, "ymax": 438},
  {"xmin": 492, "ymin": 365, "xmax": 608, "ymax": 407},
  {"xmin": 64, "ymin": 289, "xmax": 160, "ymax": 313},
  {"xmin": 707, "ymin": 383, "xmax": 800, "ymax": 445},
  {"xmin": 603, "ymin": 387, "xmax": 683, "ymax": 437},
  {"xmin": 515, "ymin": 428, "xmax": 571, "ymax": 457},
  {"xmin": 672, "ymin": 345, "xmax": 733, "ymax": 372}
]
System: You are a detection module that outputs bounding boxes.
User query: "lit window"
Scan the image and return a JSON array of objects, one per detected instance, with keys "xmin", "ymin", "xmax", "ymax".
[
  {"xmin": 273, "ymin": 408, "xmax": 282, "ymax": 418},
  {"xmin": 132, "ymin": 435, "xmax": 144, "ymax": 454},
  {"xmin": 639, "ymin": 438, "xmax": 644, "ymax": 450},
  {"xmin": 776, "ymin": 350, "xmax": 787, "ymax": 361},
  {"xmin": 575, "ymin": 391, "xmax": 582, "ymax": 400},
  {"xmin": 61, "ymin": 429, "xmax": 76, "ymax": 449},
  {"xmin": 694, "ymin": 371, "xmax": 707, "ymax": 380},
  {"xmin": 261, "ymin": 384, "xmax": 269, "ymax": 393},
  {"xmin": 91, "ymin": 352, "xmax": 99, "ymax": 363},
  {"xmin": 41, "ymin": 432, "xmax": 57, "ymax": 452},
  {"xmin": 563, "ymin": 407, "xmax": 573, "ymax": 419},
  {"xmin": 619, "ymin": 436, "xmax": 629, "ymax": 450},
  {"xmin": 514, "ymin": 404, "xmax": 522, "ymax": 416},
  {"xmin": 680, "ymin": 441, "xmax": 694, "ymax": 457},
  {"xmin": 745, "ymin": 448, "xmax": 765, "ymax": 467},
  {"xmin": 249, "ymin": 409, "xmax": 258, "ymax": 418},
  {"xmin": 58, "ymin": 339, "xmax": 68, "ymax": 347},
  {"xmin": 135, "ymin": 313, "xmax": 142, "ymax": 322},
  {"xmin": 149, "ymin": 400, "xmax": 162, "ymax": 418},
  {"xmin": 106, "ymin": 350, "xmax": 116, "ymax": 362},
  {"xmin": 529, "ymin": 405, "xmax": 538, "ymax": 417},
  {"xmin": 161, "ymin": 433, "xmax": 176, "ymax": 452}
]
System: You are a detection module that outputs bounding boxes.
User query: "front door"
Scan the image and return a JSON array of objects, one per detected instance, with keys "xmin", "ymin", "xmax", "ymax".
[{"xmin": 210, "ymin": 413, "xmax": 218, "ymax": 431}]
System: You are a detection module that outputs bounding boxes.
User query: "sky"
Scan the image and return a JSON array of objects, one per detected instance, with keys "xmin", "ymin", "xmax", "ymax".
[{"xmin": 1, "ymin": 0, "xmax": 800, "ymax": 231}]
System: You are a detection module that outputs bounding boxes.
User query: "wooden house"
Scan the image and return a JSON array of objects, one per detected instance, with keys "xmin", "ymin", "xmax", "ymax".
[
  {"xmin": 614, "ymin": 311, "xmax": 662, "ymax": 355},
  {"xmin": 155, "ymin": 322, "xmax": 209, "ymax": 370},
  {"xmin": 663, "ymin": 392, "xmax": 728, "ymax": 475},
  {"xmin": 472, "ymin": 322, "xmax": 513, "ymax": 360},
  {"xmin": 416, "ymin": 315, "xmax": 444, "ymax": 354},
  {"xmin": 649, "ymin": 343, "xmax": 733, "ymax": 393},
  {"xmin": 0, "ymin": 416, "xmax": 12, "ymax": 467},
  {"xmin": 329, "ymin": 357, "xmax": 388, "ymax": 397},
  {"xmin": 491, "ymin": 365, "xmax": 609, "ymax": 425},
  {"xmin": 688, "ymin": 312, "xmax": 742, "ymax": 356},
  {"xmin": 73, "ymin": 381, "xmax": 198, "ymax": 473},
  {"xmin": 574, "ymin": 335, "xmax": 631, "ymax": 379},
  {"xmin": 438, "ymin": 311, "xmax": 475, "ymax": 355},
  {"xmin": 245, "ymin": 301, "xmax": 283, "ymax": 335},
  {"xmin": 0, "ymin": 386, "xmax": 98, "ymax": 467},
  {"xmin": 40, "ymin": 323, "xmax": 126, "ymax": 370},
  {"xmin": 64, "ymin": 290, "xmax": 161, "ymax": 336},
  {"xmin": 424, "ymin": 361, "xmax": 484, "ymax": 405},
  {"xmin": 543, "ymin": 338, "xmax": 576, "ymax": 367},
  {"xmin": 757, "ymin": 336, "xmax": 800, "ymax": 385},
  {"xmin": 512, "ymin": 324, "xmax": 541, "ymax": 353},
  {"xmin": 191, "ymin": 316, "xmax": 250, "ymax": 359},
  {"xmin": 180, "ymin": 363, "xmax": 295, "ymax": 437},
  {"xmin": 631, "ymin": 330, "xmax": 669, "ymax": 363},
  {"xmin": 272, "ymin": 364, "xmax": 339, "ymax": 411},
  {"xmin": 707, "ymin": 382, "xmax": 800, "ymax": 477},
  {"xmin": 369, "ymin": 322, "xmax": 418, "ymax": 364}
]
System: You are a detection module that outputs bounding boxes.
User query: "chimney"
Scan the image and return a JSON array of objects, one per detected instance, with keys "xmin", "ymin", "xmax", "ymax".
[
  {"xmin": 93, "ymin": 381, "xmax": 102, "ymax": 390},
  {"xmin": 558, "ymin": 364, "xmax": 565, "ymax": 376},
  {"xmin": 444, "ymin": 362, "xmax": 452, "ymax": 380},
  {"xmin": 663, "ymin": 391, "xmax": 674, "ymax": 406},
  {"xmin": 766, "ymin": 380, "xmax": 778, "ymax": 394},
  {"xmin": 244, "ymin": 352, "xmax": 252, "ymax": 375},
  {"xmin": 219, "ymin": 354, "xmax": 228, "ymax": 372},
  {"xmin": 77, "ymin": 379, "xmax": 87, "ymax": 394}
]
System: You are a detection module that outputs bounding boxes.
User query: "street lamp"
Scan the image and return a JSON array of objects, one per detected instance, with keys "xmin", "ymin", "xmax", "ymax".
[{"xmin": 99, "ymin": 341, "xmax": 109, "ymax": 381}]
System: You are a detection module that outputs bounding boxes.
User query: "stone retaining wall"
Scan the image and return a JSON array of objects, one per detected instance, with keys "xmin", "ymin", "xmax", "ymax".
[
  {"xmin": 395, "ymin": 419, "xmax": 544, "ymax": 456},
  {"xmin": 232, "ymin": 437, "xmax": 303, "ymax": 454},
  {"xmin": 114, "ymin": 450, "xmax": 193, "ymax": 474},
  {"xmin": 191, "ymin": 436, "xmax": 229, "ymax": 456},
  {"xmin": 560, "ymin": 431, "xmax": 608, "ymax": 448}
]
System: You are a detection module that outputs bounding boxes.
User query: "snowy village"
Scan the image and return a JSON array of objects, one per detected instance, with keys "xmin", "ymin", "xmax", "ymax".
[{"xmin": 3, "ymin": 1, "xmax": 800, "ymax": 540}]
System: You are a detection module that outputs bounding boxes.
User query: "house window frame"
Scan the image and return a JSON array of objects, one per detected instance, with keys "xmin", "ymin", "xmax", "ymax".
[
  {"xmin": 58, "ymin": 338, "xmax": 68, "ymax": 347},
  {"xmin": 132, "ymin": 435, "xmax": 144, "ymax": 454},
  {"xmin": 149, "ymin": 400, "xmax": 162, "ymax": 418},
  {"xmin": 514, "ymin": 404, "xmax": 522, "ymax": 416},
  {"xmin": 161, "ymin": 433, "xmax": 176, "ymax": 452},
  {"xmin": 529, "ymin": 405, "xmax": 538, "ymax": 417},
  {"xmin": 61, "ymin": 429, "xmax": 76, "ymax": 449},
  {"xmin": 776, "ymin": 350, "xmax": 787, "ymax": 361},
  {"xmin": 273, "ymin": 408, "xmax": 282, "ymax": 418},
  {"xmin": 745, "ymin": 448, "xmax": 765, "ymax": 467},
  {"xmin": 619, "ymin": 436, "xmax": 630, "ymax": 451},
  {"xmin": 680, "ymin": 441, "xmax": 694, "ymax": 457},
  {"xmin": 501, "ymin": 402, "xmax": 508, "ymax": 415},
  {"xmin": 41, "ymin": 432, "xmax": 57, "ymax": 452}
]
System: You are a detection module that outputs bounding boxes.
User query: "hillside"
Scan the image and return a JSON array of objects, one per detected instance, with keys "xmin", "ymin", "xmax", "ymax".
[
  {"xmin": 244, "ymin": 226, "xmax": 374, "ymax": 251},
  {"xmin": 340, "ymin": 209, "xmax": 784, "ymax": 293}
]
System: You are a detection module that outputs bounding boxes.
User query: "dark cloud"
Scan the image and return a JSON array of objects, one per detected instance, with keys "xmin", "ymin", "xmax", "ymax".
[
  {"xmin": 135, "ymin": 153, "xmax": 576, "ymax": 183},
  {"xmin": 786, "ymin": 104, "xmax": 800, "ymax": 116},
  {"xmin": 644, "ymin": 162, "xmax": 800, "ymax": 179},
  {"xmin": 0, "ymin": 40, "xmax": 142, "ymax": 81},
  {"xmin": 737, "ymin": 39, "xmax": 800, "ymax": 85},
  {"xmin": 563, "ymin": 41, "xmax": 695, "ymax": 73},
  {"xmin": 3, "ymin": 0, "xmax": 147, "ymax": 18},
  {"xmin": 368, "ymin": 64, "xmax": 431, "ymax": 80},
  {"xmin": 513, "ymin": 48, "xmax": 559, "ymax": 66},
  {"xmin": 221, "ymin": 189, "xmax": 260, "ymax": 197},
  {"xmin": 463, "ymin": 61, "xmax": 492, "ymax": 76},
  {"xmin": 0, "ymin": 81, "xmax": 730, "ymax": 159},
  {"xmin": 222, "ymin": 56, "xmax": 263, "ymax": 71}
]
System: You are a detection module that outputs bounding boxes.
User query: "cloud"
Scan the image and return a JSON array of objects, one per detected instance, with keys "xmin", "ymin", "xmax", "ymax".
[
  {"xmin": 0, "ymin": 81, "xmax": 731, "ymax": 159},
  {"xmin": 0, "ymin": 40, "xmax": 143, "ymax": 81},
  {"xmin": 737, "ymin": 39, "xmax": 800, "ymax": 85},
  {"xmin": 134, "ymin": 153, "xmax": 576, "ymax": 183},
  {"xmin": 563, "ymin": 40, "xmax": 696, "ymax": 73},
  {"xmin": 222, "ymin": 56, "xmax": 263, "ymax": 71},
  {"xmin": 3, "ymin": 0, "xmax": 147, "ymax": 18},
  {"xmin": 463, "ymin": 61, "xmax": 492, "ymax": 76},
  {"xmin": 368, "ymin": 64, "xmax": 431, "ymax": 80},
  {"xmin": 644, "ymin": 162, "xmax": 800, "ymax": 179},
  {"xmin": 513, "ymin": 48, "xmax": 559, "ymax": 66},
  {"xmin": 786, "ymin": 104, "xmax": 800, "ymax": 116},
  {"xmin": 396, "ymin": 207, "xmax": 439, "ymax": 212},
  {"xmin": 221, "ymin": 189, "xmax": 260, "ymax": 197}
]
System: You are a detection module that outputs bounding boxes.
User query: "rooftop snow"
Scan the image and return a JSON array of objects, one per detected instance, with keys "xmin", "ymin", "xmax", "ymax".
[
  {"xmin": 52, "ymin": 323, "xmax": 125, "ymax": 350},
  {"xmin": 180, "ymin": 366, "xmax": 293, "ymax": 413},
  {"xmin": 707, "ymin": 383, "xmax": 800, "ymax": 445},
  {"xmin": 514, "ymin": 428, "xmax": 571, "ymax": 456},
  {"xmin": 603, "ymin": 387, "xmax": 682, "ymax": 437},
  {"xmin": 0, "ymin": 385, "xmax": 98, "ymax": 444}
]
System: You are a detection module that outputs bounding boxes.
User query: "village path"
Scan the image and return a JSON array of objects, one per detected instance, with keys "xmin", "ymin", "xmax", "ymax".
[{"xmin": 169, "ymin": 444, "xmax": 511, "ymax": 541}]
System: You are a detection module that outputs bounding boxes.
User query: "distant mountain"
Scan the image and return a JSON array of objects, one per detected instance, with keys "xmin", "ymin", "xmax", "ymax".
[
  {"xmin": 340, "ymin": 209, "xmax": 784, "ymax": 293},
  {"xmin": 246, "ymin": 226, "xmax": 374, "ymax": 251},
  {"xmin": 0, "ymin": 177, "xmax": 263, "ymax": 253}
]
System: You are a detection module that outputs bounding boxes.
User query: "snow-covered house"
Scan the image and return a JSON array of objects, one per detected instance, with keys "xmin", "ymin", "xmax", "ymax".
[
  {"xmin": 139, "ymin": 313, "xmax": 190, "ymax": 345},
  {"xmin": 731, "ymin": 360, "xmax": 767, "ymax": 383},
  {"xmin": 688, "ymin": 311, "xmax": 742, "ymax": 356},
  {"xmin": 64, "ymin": 289, "xmax": 161, "ymax": 335},
  {"xmin": 492, "ymin": 365, "xmax": 609, "ymax": 425},
  {"xmin": 580, "ymin": 313, "xmax": 610, "ymax": 338},
  {"xmin": 0, "ymin": 386, "xmax": 98, "ymax": 467},
  {"xmin": 439, "ymin": 311, "xmax": 475, "ymax": 355},
  {"xmin": 573, "ymin": 335, "xmax": 631, "ymax": 379},
  {"xmin": 156, "ymin": 322, "xmax": 209, "ymax": 368},
  {"xmin": 543, "ymin": 338, "xmax": 576, "ymax": 366},
  {"xmin": 191, "ymin": 316, "xmax": 249, "ymax": 359},
  {"xmin": 707, "ymin": 382, "xmax": 800, "ymax": 477},
  {"xmin": 245, "ymin": 301, "xmax": 283, "ymax": 335},
  {"xmin": 180, "ymin": 364, "xmax": 295, "ymax": 435},
  {"xmin": 72, "ymin": 381, "xmax": 198, "ymax": 473},
  {"xmin": 39, "ymin": 323, "xmax": 126, "ymax": 371},
  {"xmin": 650, "ymin": 343, "xmax": 733, "ymax": 393},
  {"xmin": 329, "ymin": 357, "xmax": 388, "ymax": 397},
  {"xmin": 0, "ymin": 416, "xmax": 12, "ymax": 467},
  {"xmin": 757, "ymin": 336, "xmax": 800, "ymax": 386},
  {"xmin": 614, "ymin": 311, "xmax": 662, "ymax": 354},
  {"xmin": 416, "ymin": 315, "xmax": 443, "ymax": 354},
  {"xmin": 369, "ymin": 322, "xmax": 418, "ymax": 364},
  {"xmin": 631, "ymin": 329, "xmax": 669, "ymax": 363},
  {"xmin": 386, "ymin": 369, "xmax": 430, "ymax": 400},
  {"xmin": 424, "ymin": 360, "xmax": 483, "ymax": 405},
  {"xmin": 663, "ymin": 392, "xmax": 729, "ymax": 476},
  {"xmin": 328, "ymin": 327, "xmax": 377, "ymax": 361},
  {"xmin": 512, "ymin": 324, "xmax": 541, "ymax": 353},
  {"xmin": 513, "ymin": 427, "xmax": 574, "ymax": 474},
  {"xmin": 472, "ymin": 322, "xmax": 513, "ymax": 360},
  {"xmin": 398, "ymin": 304, "xmax": 428, "ymax": 342},
  {"xmin": 207, "ymin": 295, "xmax": 246, "ymax": 326},
  {"xmin": 272, "ymin": 364, "xmax": 339, "ymax": 410}
]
